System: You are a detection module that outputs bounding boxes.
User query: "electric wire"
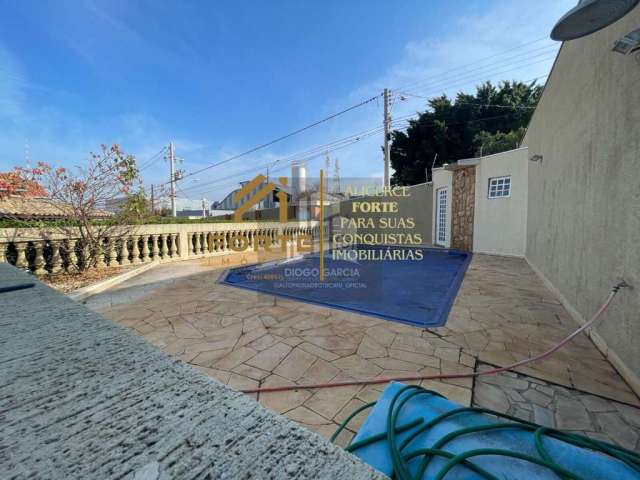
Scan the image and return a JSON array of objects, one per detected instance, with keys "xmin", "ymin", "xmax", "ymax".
[
  {"xmin": 170, "ymin": 37, "xmax": 557, "ymax": 200},
  {"xmin": 172, "ymin": 40, "xmax": 556, "ymax": 189},
  {"xmin": 137, "ymin": 146, "xmax": 168, "ymax": 172},
  {"xmin": 177, "ymin": 124, "xmax": 388, "ymax": 195},
  {"xmin": 393, "ymin": 35, "xmax": 551, "ymax": 92},
  {"xmin": 396, "ymin": 44, "xmax": 557, "ymax": 96},
  {"xmin": 167, "ymin": 95, "xmax": 381, "ymax": 186},
  {"xmin": 394, "ymin": 55, "xmax": 555, "ymax": 103}
]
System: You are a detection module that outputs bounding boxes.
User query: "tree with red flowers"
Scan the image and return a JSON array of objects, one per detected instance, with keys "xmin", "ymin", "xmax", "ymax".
[{"xmin": 2, "ymin": 144, "xmax": 146, "ymax": 272}]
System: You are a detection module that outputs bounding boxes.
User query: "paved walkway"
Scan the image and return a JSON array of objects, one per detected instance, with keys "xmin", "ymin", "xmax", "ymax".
[
  {"xmin": 86, "ymin": 254, "xmax": 639, "ymax": 447},
  {"xmin": 473, "ymin": 364, "xmax": 640, "ymax": 451}
]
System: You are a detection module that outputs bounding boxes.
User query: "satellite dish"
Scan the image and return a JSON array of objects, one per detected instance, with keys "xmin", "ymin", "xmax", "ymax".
[{"xmin": 551, "ymin": 0, "xmax": 640, "ymax": 41}]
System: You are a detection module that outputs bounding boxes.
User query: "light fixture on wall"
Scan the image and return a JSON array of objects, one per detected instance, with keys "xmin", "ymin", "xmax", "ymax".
[
  {"xmin": 611, "ymin": 28, "xmax": 640, "ymax": 54},
  {"xmin": 551, "ymin": 0, "xmax": 640, "ymax": 41},
  {"xmin": 529, "ymin": 154, "xmax": 544, "ymax": 163}
]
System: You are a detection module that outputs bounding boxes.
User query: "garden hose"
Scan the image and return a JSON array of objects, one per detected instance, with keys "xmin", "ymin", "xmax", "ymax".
[
  {"xmin": 331, "ymin": 384, "xmax": 640, "ymax": 480},
  {"xmin": 242, "ymin": 281, "xmax": 630, "ymax": 394}
]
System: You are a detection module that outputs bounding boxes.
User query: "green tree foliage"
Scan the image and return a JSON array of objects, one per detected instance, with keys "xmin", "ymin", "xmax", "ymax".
[
  {"xmin": 473, "ymin": 127, "xmax": 527, "ymax": 157},
  {"xmin": 390, "ymin": 81, "xmax": 542, "ymax": 185}
]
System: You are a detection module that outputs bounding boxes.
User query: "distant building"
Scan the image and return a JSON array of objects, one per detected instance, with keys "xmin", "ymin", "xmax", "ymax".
[
  {"xmin": 176, "ymin": 208, "xmax": 210, "ymax": 219},
  {"xmin": 211, "ymin": 178, "xmax": 291, "ymax": 212}
]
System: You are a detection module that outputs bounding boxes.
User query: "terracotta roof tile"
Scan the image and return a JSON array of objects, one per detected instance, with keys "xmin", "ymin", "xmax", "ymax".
[{"xmin": 0, "ymin": 196, "xmax": 112, "ymax": 220}]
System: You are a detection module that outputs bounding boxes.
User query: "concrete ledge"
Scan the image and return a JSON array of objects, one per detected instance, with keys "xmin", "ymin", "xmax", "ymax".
[
  {"xmin": 525, "ymin": 257, "xmax": 640, "ymax": 397},
  {"xmin": 0, "ymin": 263, "xmax": 383, "ymax": 480},
  {"xmin": 68, "ymin": 261, "xmax": 159, "ymax": 302}
]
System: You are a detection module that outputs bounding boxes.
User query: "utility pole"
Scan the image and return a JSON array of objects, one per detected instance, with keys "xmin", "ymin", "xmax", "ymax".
[
  {"xmin": 202, "ymin": 198, "xmax": 207, "ymax": 218},
  {"xmin": 383, "ymin": 88, "xmax": 391, "ymax": 188},
  {"xmin": 169, "ymin": 141, "xmax": 177, "ymax": 217},
  {"xmin": 150, "ymin": 184, "xmax": 155, "ymax": 214}
]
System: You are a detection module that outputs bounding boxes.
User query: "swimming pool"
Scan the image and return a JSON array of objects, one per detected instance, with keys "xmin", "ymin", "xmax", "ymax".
[{"xmin": 221, "ymin": 246, "xmax": 471, "ymax": 328}]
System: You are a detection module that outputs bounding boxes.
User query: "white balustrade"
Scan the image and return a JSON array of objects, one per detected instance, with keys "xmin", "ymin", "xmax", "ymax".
[{"xmin": 0, "ymin": 221, "xmax": 317, "ymax": 275}]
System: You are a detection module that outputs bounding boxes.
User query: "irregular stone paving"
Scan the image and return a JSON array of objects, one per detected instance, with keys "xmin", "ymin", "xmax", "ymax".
[
  {"xmin": 473, "ymin": 364, "xmax": 640, "ymax": 451},
  {"xmin": 86, "ymin": 253, "xmax": 639, "ymax": 446}
]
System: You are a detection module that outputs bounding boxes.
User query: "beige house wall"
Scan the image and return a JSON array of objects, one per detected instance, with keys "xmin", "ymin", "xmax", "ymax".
[
  {"xmin": 522, "ymin": 7, "xmax": 640, "ymax": 392},
  {"xmin": 473, "ymin": 148, "xmax": 529, "ymax": 257}
]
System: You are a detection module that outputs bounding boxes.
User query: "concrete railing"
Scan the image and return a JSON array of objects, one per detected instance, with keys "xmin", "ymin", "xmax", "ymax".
[
  {"xmin": 0, "ymin": 221, "xmax": 322, "ymax": 275},
  {"xmin": 0, "ymin": 262, "xmax": 383, "ymax": 479}
]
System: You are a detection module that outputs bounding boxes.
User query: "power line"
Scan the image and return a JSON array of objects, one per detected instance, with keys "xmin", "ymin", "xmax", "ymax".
[
  {"xmin": 391, "ymin": 73, "xmax": 548, "ymax": 118},
  {"xmin": 177, "ymin": 123, "xmax": 388, "ymax": 193},
  {"xmin": 179, "ymin": 125, "xmax": 387, "ymax": 196},
  {"xmin": 171, "ymin": 36, "xmax": 557, "ymax": 198},
  {"xmin": 397, "ymin": 92, "xmax": 539, "ymax": 109},
  {"xmin": 138, "ymin": 146, "xmax": 168, "ymax": 172},
  {"xmin": 393, "ymin": 36, "xmax": 554, "ymax": 92},
  {"xmin": 395, "ymin": 51, "xmax": 556, "ymax": 99},
  {"xmin": 179, "ymin": 108, "xmax": 529, "ymax": 197},
  {"xmin": 169, "ymin": 94, "xmax": 381, "ymax": 186},
  {"xmin": 180, "ymin": 102, "xmax": 540, "ymax": 197},
  {"xmin": 179, "ymin": 123, "xmax": 390, "ymax": 196}
]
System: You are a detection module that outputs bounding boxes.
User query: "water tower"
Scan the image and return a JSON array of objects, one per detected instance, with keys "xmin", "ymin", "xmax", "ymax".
[{"xmin": 291, "ymin": 162, "xmax": 307, "ymax": 196}]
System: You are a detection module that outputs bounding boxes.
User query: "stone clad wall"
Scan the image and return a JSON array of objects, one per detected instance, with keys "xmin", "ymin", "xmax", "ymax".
[{"xmin": 451, "ymin": 166, "xmax": 476, "ymax": 252}]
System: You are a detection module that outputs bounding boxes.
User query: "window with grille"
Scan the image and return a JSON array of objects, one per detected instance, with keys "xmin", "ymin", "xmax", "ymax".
[
  {"xmin": 488, "ymin": 176, "xmax": 511, "ymax": 198},
  {"xmin": 436, "ymin": 187, "xmax": 448, "ymax": 245}
]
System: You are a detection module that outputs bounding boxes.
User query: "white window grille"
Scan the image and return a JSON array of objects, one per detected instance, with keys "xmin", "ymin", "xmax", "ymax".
[
  {"xmin": 488, "ymin": 176, "xmax": 511, "ymax": 198},
  {"xmin": 436, "ymin": 187, "xmax": 448, "ymax": 245}
]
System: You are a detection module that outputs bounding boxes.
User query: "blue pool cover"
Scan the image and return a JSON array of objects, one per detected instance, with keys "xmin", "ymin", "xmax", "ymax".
[
  {"xmin": 221, "ymin": 246, "xmax": 471, "ymax": 327},
  {"xmin": 351, "ymin": 382, "xmax": 640, "ymax": 479}
]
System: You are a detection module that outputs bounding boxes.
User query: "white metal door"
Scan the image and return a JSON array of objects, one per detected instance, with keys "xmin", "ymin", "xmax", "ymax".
[{"xmin": 436, "ymin": 187, "xmax": 448, "ymax": 245}]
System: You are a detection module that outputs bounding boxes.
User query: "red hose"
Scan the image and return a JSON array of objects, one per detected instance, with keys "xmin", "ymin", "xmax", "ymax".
[{"xmin": 241, "ymin": 283, "xmax": 626, "ymax": 394}]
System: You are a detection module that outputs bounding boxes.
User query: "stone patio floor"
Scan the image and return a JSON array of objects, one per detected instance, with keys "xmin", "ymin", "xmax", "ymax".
[{"xmin": 85, "ymin": 253, "xmax": 640, "ymax": 449}]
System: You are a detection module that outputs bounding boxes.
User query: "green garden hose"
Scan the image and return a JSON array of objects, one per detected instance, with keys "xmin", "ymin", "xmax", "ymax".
[{"xmin": 331, "ymin": 384, "xmax": 640, "ymax": 480}]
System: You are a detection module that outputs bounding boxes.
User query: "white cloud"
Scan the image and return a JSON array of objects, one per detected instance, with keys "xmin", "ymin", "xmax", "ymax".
[
  {"xmin": 0, "ymin": 1, "xmax": 576, "ymax": 203},
  {"xmin": 317, "ymin": 0, "xmax": 574, "ymax": 181}
]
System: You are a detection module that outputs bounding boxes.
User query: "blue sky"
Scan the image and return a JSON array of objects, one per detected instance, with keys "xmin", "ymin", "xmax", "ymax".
[{"xmin": 0, "ymin": 0, "xmax": 571, "ymax": 208}]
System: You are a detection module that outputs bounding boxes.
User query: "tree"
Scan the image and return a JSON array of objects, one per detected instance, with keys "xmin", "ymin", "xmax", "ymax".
[
  {"xmin": 473, "ymin": 127, "xmax": 527, "ymax": 157},
  {"xmin": 390, "ymin": 80, "xmax": 542, "ymax": 185},
  {"xmin": 3, "ymin": 144, "xmax": 143, "ymax": 272}
]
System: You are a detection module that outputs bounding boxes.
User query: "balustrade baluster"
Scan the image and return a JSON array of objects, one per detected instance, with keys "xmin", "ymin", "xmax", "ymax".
[
  {"xmin": 169, "ymin": 234, "xmax": 177, "ymax": 257},
  {"xmin": 141, "ymin": 235, "xmax": 150, "ymax": 262},
  {"xmin": 119, "ymin": 237, "xmax": 130, "ymax": 265},
  {"xmin": 33, "ymin": 242, "xmax": 47, "ymax": 275},
  {"xmin": 202, "ymin": 233, "xmax": 209, "ymax": 254},
  {"xmin": 107, "ymin": 238, "xmax": 118, "ymax": 267},
  {"xmin": 95, "ymin": 240, "xmax": 107, "ymax": 269},
  {"xmin": 194, "ymin": 232, "xmax": 201, "ymax": 255},
  {"xmin": 50, "ymin": 241, "xmax": 62, "ymax": 274},
  {"xmin": 131, "ymin": 236, "xmax": 141, "ymax": 264},
  {"xmin": 151, "ymin": 234, "xmax": 159, "ymax": 260},
  {"xmin": 0, "ymin": 243, "xmax": 6, "ymax": 263},
  {"xmin": 65, "ymin": 240, "xmax": 78, "ymax": 272},
  {"xmin": 159, "ymin": 234, "xmax": 168, "ymax": 258},
  {"xmin": 14, "ymin": 242, "xmax": 28, "ymax": 269}
]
